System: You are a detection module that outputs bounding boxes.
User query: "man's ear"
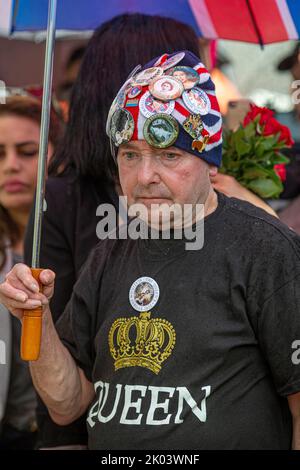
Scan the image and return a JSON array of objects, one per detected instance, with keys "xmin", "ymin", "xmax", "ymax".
[{"xmin": 209, "ymin": 166, "xmax": 218, "ymax": 177}]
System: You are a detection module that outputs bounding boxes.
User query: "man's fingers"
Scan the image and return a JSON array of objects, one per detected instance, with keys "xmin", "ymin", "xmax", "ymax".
[
  {"xmin": 39, "ymin": 269, "xmax": 55, "ymax": 285},
  {"xmin": 8, "ymin": 298, "xmax": 43, "ymax": 310},
  {"xmin": 13, "ymin": 263, "xmax": 39, "ymax": 293},
  {"xmin": 0, "ymin": 282, "xmax": 49, "ymax": 306},
  {"xmin": 0, "ymin": 282, "xmax": 29, "ymax": 302}
]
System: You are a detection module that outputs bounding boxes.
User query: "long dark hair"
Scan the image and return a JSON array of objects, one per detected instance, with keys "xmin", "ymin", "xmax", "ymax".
[
  {"xmin": 0, "ymin": 96, "xmax": 61, "ymax": 271},
  {"xmin": 49, "ymin": 13, "xmax": 200, "ymax": 183}
]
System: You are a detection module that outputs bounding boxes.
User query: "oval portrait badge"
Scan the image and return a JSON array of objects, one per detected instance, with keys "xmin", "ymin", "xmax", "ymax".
[
  {"xmin": 139, "ymin": 91, "xmax": 175, "ymax": 118},
  {"xmin": 182, "ymin": 87, "xmax": 211, "ymax": 115},
  {"xmin": 110, "ymin": 108, "xmax": 134, "ymax": 146},
  {"xmin": 131, "ymin": 67, "xmax": 164, "ymax": 86},
  {"xmin": 129, "ymin": 277, "xmax": 160, "ymax": 312},
  {"xmin": 149, "ymin": 76, "xmax": 184, "ymax": 102},
  {"xmin": 160, "ymin": 51, "xmax": 185, "ymax": 70},
  {"xmin": 143, "ymin": 114, "xmax": 179, "ymax": 149},
  {"xmin": 127, "ymin": 85, "xmax": 143, "ymax": 99},
  {"xmin": 166, "ymin": 66, "xmax": 199, "ymax": 90}
]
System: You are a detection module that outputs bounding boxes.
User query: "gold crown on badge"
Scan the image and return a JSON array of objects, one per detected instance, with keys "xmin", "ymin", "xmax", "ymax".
[{"xmin": 108, "ymin": 312, "xmax": 176, "ymax": 375}]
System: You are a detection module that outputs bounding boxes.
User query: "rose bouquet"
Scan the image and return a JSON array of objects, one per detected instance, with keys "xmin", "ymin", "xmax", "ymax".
[{"xmin": 221, "ymin": 104, "xmax": 294, "ymax": 198}]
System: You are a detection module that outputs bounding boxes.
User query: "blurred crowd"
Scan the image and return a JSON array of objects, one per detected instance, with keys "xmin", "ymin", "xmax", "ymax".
[{"xmin": 0, "ymin": 13, "xmax": 300, "ymax": 449}]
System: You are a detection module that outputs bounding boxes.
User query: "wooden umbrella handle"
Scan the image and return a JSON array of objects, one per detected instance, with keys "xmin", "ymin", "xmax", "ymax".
[{"xmin": 21, "ymin": 268, "xmax": 43, "ymax": 361}]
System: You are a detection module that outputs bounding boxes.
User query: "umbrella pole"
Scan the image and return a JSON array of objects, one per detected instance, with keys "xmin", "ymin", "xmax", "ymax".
[{"xmin": 21, "ymin": 0, "xmax": 57, "ymax": 361}]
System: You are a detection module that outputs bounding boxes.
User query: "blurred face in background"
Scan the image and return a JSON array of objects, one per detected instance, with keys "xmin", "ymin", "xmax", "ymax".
[{"xmin": 0, "ymin": 114, "xmax": 53, "ymax": 214}]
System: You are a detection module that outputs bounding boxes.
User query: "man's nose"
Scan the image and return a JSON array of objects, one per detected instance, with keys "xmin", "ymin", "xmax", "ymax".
[
  {"xmin": 3, "ymin": 150, "xmax": 22, "ymax": 173},
  {"xmin": 137, "ymin": 157, "xmax": 161, "ymax": 186}
]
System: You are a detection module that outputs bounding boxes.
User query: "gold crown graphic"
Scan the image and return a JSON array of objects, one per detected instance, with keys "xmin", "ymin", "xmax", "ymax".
[{"xmin": 108, "ymin": 312, "xmax": 176, "ymax": 375}]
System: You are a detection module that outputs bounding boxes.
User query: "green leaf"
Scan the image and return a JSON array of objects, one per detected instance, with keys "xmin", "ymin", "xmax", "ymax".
[
  {"xmin": 272, "ymin": 152, "xmax": 290, "ymax": 164},
  {"xmin": 235, "ymin": 138, "xmax": 251, "ymax": 157},
  {"xmin": 243, "ymin": 121, "xmax": 256, "ymax": 139},
  {"xmin": 243, "ymin": 165, "xmax": 271, "ymax": 180},
  {"xmin": 247, "ymin": 178, "xmax": 283, "ymax": 199}
]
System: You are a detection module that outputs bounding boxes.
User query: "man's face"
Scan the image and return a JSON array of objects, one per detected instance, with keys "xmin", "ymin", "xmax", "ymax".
[{"xmin": 117, "ymin": 140, "xmax": 215, "ymax": 227}]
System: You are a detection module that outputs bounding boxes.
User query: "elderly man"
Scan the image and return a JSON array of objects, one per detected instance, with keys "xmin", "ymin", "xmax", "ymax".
[{"xmin": 1, "ymin": 51, "xmax": 300, "ymax": 450}]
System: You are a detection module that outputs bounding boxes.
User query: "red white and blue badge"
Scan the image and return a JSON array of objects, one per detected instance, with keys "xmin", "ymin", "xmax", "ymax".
[
  {"xmin": 154, "ymin": 53, "xmax": 169, "ymax": 67},
  {"xmin": 139, "ymin": 91, "xmax": 175, "ymax": 118},
  {"xmin": 160, "ymin": 52, "xmax": 185, "ymax": 71},
  {"xmin": 182, "ymin": 87, "xmax": 211, "ymax": 115}
]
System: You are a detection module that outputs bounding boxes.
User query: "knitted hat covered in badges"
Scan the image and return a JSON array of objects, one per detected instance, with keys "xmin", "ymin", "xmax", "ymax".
[{"xmin": 106, "ymin": 50, "xmax": 222, "ymax": 167}]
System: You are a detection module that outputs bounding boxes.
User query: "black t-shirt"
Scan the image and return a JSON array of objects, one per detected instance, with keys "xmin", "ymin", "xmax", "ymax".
[{"xmin": 56, "ymin": 192, "xmax": 300, "ymax": 450}]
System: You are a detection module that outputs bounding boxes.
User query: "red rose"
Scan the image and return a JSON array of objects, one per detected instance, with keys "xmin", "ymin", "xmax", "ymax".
[
  {"xmin": 277, "ymin": 124, "xmax": 294, "ymax": 147},
  {"xmin": 274, "ymin": 164, "xmax": 287, "ymax": 182},
  {"xmin": 243, "ymin": 104, "xmax": 274, "ymax": 127},
  {"xmin": 262, "ymin": 117, "xmax": 294, "ymax": 147}
]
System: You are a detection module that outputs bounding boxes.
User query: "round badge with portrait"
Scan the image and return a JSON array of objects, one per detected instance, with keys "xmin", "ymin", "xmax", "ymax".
[
  {"xmin": 166, "ymin": 66, "xmax": 199, "ymax": 90},
  {"xmin": 149, "ymin": 76, "xmax": 184, "ymax": 102},
  {"xmin": 110, "ymin": 108, "xmax": 135, "ymax": 146},
  {"xmin": 160, "ymin": 51, "xmax": 185, "ymax": 70},
  {"xmin": 182, "ymin": 87, "xmax": 211, "ymax": 115},
  {"xmin": 139, "ymin": 91, "xmax": 175, "ymax": 118},
  {"xmin": 131, "ymin": 67, "xmax": 164, "ymax": 86},
  {"xmin": 129, "ymin": 277, "xmax": 160, "ymax": 312},
  {"xmin": 143, "ymin": 113, "xmax": 179, "ymax": 149},
  {"xmin": 127, "ymin": 85, "xmax": 143, "ymax": 99}
]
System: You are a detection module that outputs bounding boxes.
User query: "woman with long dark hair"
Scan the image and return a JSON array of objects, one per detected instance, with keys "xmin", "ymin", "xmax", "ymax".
[{"xmin": 0, "ymin": 95, "xmax": 61, "ymax": 449}]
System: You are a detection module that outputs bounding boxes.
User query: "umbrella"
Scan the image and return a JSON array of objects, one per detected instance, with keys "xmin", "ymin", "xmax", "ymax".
[
  {"xmin": 1, "ymin": 0, "xmax": 300, "ymax": 44},
  {"xmin": 1, "ymin": 0, "xmax": 300, "ymax": 361}
]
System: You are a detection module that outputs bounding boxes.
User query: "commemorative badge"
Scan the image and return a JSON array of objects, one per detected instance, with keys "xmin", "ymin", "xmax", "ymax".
[
  {"xmin": 110, "ymin": 108, "xmax": 134, "ymax": 146},
  {"xmin": 149, "ymin": 76, "xmax": 184, "ymax": 101},
  {"xmin": 154, "ymin": 53, "xmax": 169, "ymax": 67},
  {"xmin": 183, "ymin": 114, "xmax": 204, "ymax": 139},
  {"xmin": 191, "ymin": 129, "xmax": 210, "ymax": 153},
  {"xmin": 183, "ymin": 114, "xmax": 210, "ymax": 153},
  {"xmin": 127, "ymin": 85, "xmax": 143, "ymax": 99},
  {"xmin": 160, "ymin": 51, "xmax": 185, "ymax": 70},
  {"xmin": 106, "ymin": 86, "xmax": 127, "ymax": 136},
  {"xmin": 129, "ymin": 277, "xmax": 160, "ymax": 312},
  {"xmin": 131, "ymin": 67, "xmax": 164, "ymax": 86},
  {"xmin": 182, "ymin": 87, "xmax": 211, "ymax": 115},
  {"xmin": 143, "ymin": 113, "xmax": 179, "ymax": 149},
  {"xmin": 166, "ymin": 66, "xmax": 199, "ymax": 90},
  {"xmin": 139, "ymin": 91, "xmax": 175, "ymax": 118}
]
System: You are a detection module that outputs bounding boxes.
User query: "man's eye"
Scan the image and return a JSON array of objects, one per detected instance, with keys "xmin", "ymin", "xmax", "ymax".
[
  {"xmin": 124, "ymin": 152, "xmax": 137, "ymax": 160},
  {"xmin": 163, "ymin": 153, "xmax": 180, "ymax": 160}
]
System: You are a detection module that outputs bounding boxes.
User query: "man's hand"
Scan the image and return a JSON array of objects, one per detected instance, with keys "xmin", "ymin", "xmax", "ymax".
[
  {"xmin": 0, "ymin": 263, "xmax": 55, "ymax": 319},
  {"xmin": 0, "ymin": 263, "xmax": 94, "ymax": 424}
]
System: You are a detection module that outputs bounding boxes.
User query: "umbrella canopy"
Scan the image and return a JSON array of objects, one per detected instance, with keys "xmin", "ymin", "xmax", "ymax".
[{"xmin": 1, "ymin": 0, "xmax": 300, "ymax": 44}]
